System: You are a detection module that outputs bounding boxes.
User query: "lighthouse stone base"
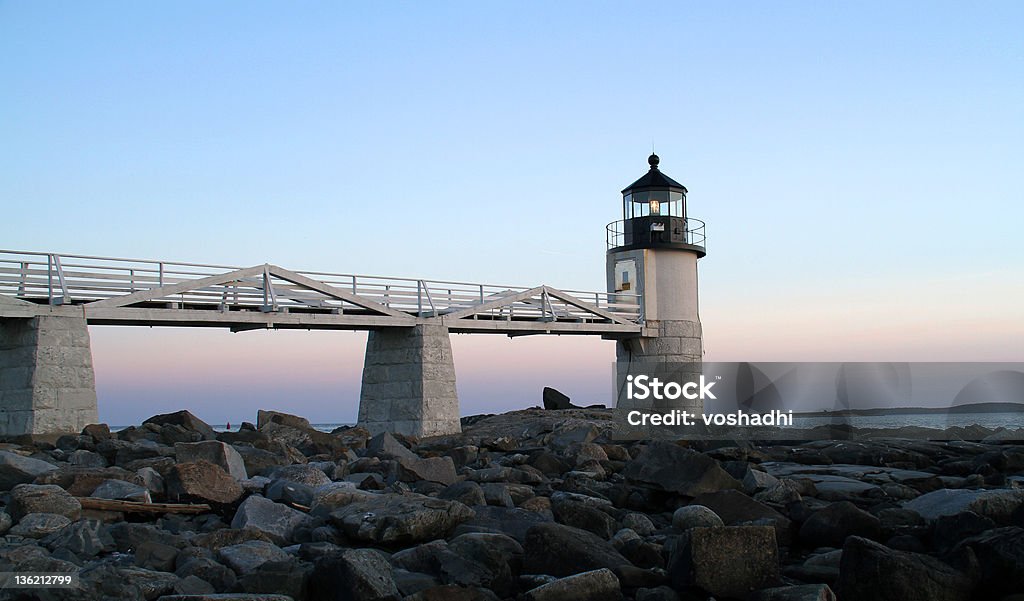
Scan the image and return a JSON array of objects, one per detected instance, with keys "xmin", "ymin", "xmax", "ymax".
[
  {"xmin": 615, "ymin": 319, "xmax": 703, "ymax": 413},
  {"xmin": 357, "ymin": 323, "xmax": 461, "ymax": 438}
]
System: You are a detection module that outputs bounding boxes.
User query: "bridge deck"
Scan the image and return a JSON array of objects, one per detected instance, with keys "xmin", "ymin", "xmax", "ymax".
[{"xmin": 0, "ymin": 250, "xmax": 645, "ymax": 336}]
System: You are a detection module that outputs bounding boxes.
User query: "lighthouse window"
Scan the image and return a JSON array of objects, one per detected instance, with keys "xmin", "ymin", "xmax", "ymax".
[{"xmin": 649, "ymin": 200, "xmax": 661, "ymax": 215}]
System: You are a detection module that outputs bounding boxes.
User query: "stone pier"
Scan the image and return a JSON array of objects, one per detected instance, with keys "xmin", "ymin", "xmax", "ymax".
[
  {"xmin": 0, "ymin": 316, "xmax": 99, "ymax": 436},
  {"xmin": 357, "ymin": 323, "xmax": 461, "ymax": 437}
]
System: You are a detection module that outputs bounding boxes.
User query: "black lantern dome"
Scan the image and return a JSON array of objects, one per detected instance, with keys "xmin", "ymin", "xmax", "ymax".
[{"xmin": 608, "ymin": 154, "xmax": 705, "ymax": 255}]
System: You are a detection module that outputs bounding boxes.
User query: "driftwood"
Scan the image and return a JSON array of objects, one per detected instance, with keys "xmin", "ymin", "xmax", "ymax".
[{"xmin": 77, "ymin": 497, "xmax": 212, "ymax": 514}]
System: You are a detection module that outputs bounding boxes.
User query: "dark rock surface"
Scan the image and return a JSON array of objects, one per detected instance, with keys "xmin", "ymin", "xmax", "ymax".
[{"xmin": 0, "ymin": 407, "xmax": 1019, "ymax": 600}]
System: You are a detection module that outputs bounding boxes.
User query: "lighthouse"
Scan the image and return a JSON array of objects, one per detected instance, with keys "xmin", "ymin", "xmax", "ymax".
[{"xmin": 607, "ymin": 154, "xmax": 706, "ymax": 412}]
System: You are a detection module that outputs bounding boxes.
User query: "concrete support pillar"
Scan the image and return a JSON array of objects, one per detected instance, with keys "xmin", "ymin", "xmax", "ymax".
[
  {"xmin": 616, "ymin": 319, "xmax": 703, "ymax": 412},
  {"xmin": 0, "ymin": 316, "xmax": 99, "ymax": 436},
  {"xmin": 358, "ymin": 323, "xmax": 460, "ymax": 438}
]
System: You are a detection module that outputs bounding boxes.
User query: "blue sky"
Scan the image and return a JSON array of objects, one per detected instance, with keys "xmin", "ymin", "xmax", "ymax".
[{"xmin": 2, "ymin": 2, "xmax": 1022, "ymax": 424}]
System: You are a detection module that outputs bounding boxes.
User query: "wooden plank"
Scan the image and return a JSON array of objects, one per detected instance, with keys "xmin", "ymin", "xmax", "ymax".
[{"xmin": 77, "ymin": 497, "xmax": 212, "ymax": 514}]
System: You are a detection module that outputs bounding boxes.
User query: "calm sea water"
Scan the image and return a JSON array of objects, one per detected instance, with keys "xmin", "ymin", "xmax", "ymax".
[{"xmin": 123, "ymin": 412, "xmax": 1024, "ymax": 434}]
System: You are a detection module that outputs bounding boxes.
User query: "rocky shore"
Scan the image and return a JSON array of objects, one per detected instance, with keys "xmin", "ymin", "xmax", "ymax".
[{"xmin": 0, "ymin": 407, "xmax": 1022, "ymax": 601}]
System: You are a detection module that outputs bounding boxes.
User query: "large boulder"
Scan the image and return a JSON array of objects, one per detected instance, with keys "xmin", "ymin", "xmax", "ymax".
[
  {"xmin": 166, "ymin": 460, "xmax": 243, "ymax": 504},
  {"xmin": 397, "ymin": 455, "xmax": 458, "ymax": 485},
  {"xmin": 231, "ymin": 494, "xmax": 308, "ymax": 545},
  {"xmin": 690, "ymin": 490, "xmax": 792, "ymax": 544},
  {"xmin": 951, "ymin": 526, "xmax": 1024, "ymax": 597},
  {"xmin": 523, "ymin": 522, "xmax": 633, "ymax": 577},
  {"xmin": 799, "ymin": 501, "xmax": 882, "ymax": 548},
  {"xmin": 753, "ymin": 584, "xmax": 836, "ymax": 601},
  {"xmin": 261, "ymin": 421, "xmax": 346, "ymax": 457},
  {"xmin": 622, "ymin": 442, "xmax": 739, "ymax": 496},
  {"xmin": 672, "ymin": 505, "xmax": 724, "ymax": 531},
  {"xmin": 143, "ymin": 409, "xmax": 217, "ymax": 440},
  {"xmin": 217, "ymin": 540, "xmax": 291, "ymax": 576},
  {"xmin": 903, "ymin": 489, "xmax": 1024, "ymax": 524},
  {"xmin": 366, "ymin": 432, "xmax": 418, "ymax": 460},
  {"xmin": 42, "ymin": 519, "xmax": 115, "ymax": 558},
  {"xmin": 524, "ymin": 568, "xmax": 620, "ymax": 601},
  {"xmin": 452, "ymin": 506, "xmax": 553, "ymax": 543},
  {"xmin": 329, "ymin": 493, "xmax": 474, "ymax": 544},
  {"xmin": 0, "ymin": 450, "xmax": 57, "ymax": 490},
  {"xmin": 33, "ymin": 465, "xmax": 136, "ymax": 496},
  {"xmin": 175, "ymin": 441, "xmax": 248, "ymax": 480},
  {"xmin": 551, "ymin": 494, "xmax": 618, "ymax": 539},
  {"xmin": 258, "ymin": 409, "xmax": 313, "ymax": 430},
  {"xmin": 439, "ymin": 481, "xmax": 487, "ymax": 506},
  {"xmin": 309, "ymin": 548, "xmax": 400, "ymax": 601},
  {"xmin": 9, "ymin": 513, "xmax": 72, "ymax": 539},
  {"xmin": 669, "ymin": 525, "xmax": 780, "ymax": 598},
  {"xmin": 838, "ymin": 536, "xmax": 971, "ymax": 601},
  {"xmin": 91, "ymin": 478, "xmax": 152, "ymax": 502},
  {"xmin": 9, "ymin": 484, "xmax": 81, "ymax": 521}
]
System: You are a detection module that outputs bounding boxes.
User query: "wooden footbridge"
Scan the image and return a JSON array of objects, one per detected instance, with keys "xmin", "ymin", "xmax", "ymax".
[{"xmin": 0, "ymin": 250, "xmax": 643, "ymax": 336}]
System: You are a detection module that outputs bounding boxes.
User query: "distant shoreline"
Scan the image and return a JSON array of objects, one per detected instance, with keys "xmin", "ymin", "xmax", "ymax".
[{"xmin": 795, "ymin": 401, "xmax": 1024, "ymax": 417}]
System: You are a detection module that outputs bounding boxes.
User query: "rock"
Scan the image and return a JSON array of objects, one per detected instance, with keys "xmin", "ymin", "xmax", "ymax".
[
  {"xmin": 166, "ymin": 460, "xmax": 243, "ymax": 504},
  {"xmin": 192, "ymin": 527, "xmax": 274, "ymax": 551},
  {"xmin": 174, "ymin": 557, "xmax": 238, "ymax": 592},
  {"xmin": 551, "ymin": 495, "xmax": 618, "ymax": 539},
  {"xmin": 799, "ymin": 501, "xmax": 881, "ymax": 548},
  {"xmin": 82, "ymin": 423, "xmax": 112, "ymax": 441},
  {"xmin": 753, "ymin": 584, "xmax": 837, "ymax": 601},
  {"xmin": 542, "ymin": 387, "xmax": 573, "ymax": 410},
  {"xmin": 9, "ymin": 483, "xmax": 82, "ymax": 521},
  {"xmin": 621, "ymin": 513, "xmax": 656, "ymax": 536},
  {"xmin": 397, "ymin": 455, "xmax": 458, "ymax": 485},
  {"xmin": 481, "ymin": 483, "xmax": 515, "ymax": 508},
  {"xmin": 171, "ymin": 574, "xmax": 216, "ymax": 595},
  {"xmin": 904, "ymin": 488, "xmax": 1024, "ymax": 523},
  {"xmin": 691, "ymin": 490, "xmax": 792, "ymax": 543},
  {"xmin": 0, "ymin": 450, "xmax": 57, "ymax": 489},
  {"xmin": 523, "ymin": 522, "xmax": 633, "ymax": 577},
  {"xmin": 309, "ymin": 548, "xmax": 399, "ymax": 601},
  {"xmin": 176, "ymin": 441, "xmax": 248, "ymax": 480},
  {"xmin": 258, "ymin": 409, "xmax": 313, "ymax": 430},
  {"xmin": 393, "ymin": 569, "xmax": 441, "ymax": 597},
  {"xmin": 261, "ymin": 421, "xmax": 346, "ymax": 457},
  {"xmin": 69, "ymin": 449, "xmax": 108, "ymax": 467},
  {"xmin": 329, "ymin": 493, "xmax": 474, "ymax": 544},
  {"xmin": 524, "ymin": 568, "xmax": 620, "ymax": 601},
  {"xmin": 0, "ymin": 511, "xmax": 11, "ymax": 535},
  {"xmin": 156, "ymin": 595, "xmax": 294, "ymax": 601},
  {"xmin": 9, "ymin": 512, "xmax": 72, "ymax": 538},
  {"xmin": 672, "ymin": 505, "xmax": 724, "ymax": 531},
  {"xmin": 237, "ymin": 558, "xmax": 312, "ymax": 600},
  {"xmin": 622, "ymin": 442, "xmax": 740, "ymax": 496},
  {"xmin": 669, "ymin": 525, "xmax": 780, "ymax": 598},
  {"xmin": 838, "ymin": 536, "xmax": 971, "ymax": 601},
  {"xmin": 33, "ymin": 465, "xmax": 137, "ymax": 496},
  {"xmin": 932, "ymin": 511, "xmax": 995, "ymax": 551},
  {"xmin": 366, "ymin": 431, "xmax": 418, "ymax": 460},
  {"xmin": 217, "ymin": 540, "xmax": 291, "ymax": 576},
  {"xmin": 743, "ymin": 468, "xmax": 781, "ymax": 494},
  {"xmin": 404, "ymin": 584, "xmax": 499, "ymax": 601},
  {"xmin": 41, "ymin": 518, "xmax": 114, "ymax": 558},
  {"xmin": 231, "ymin": 495, "xmax": 307, "ymax": 545},
  {"xmin": 91, "ymin": 478, "xmax": 152, "ymax": 502},
  {"xmin": 266, "ymin": 464, "xmax": 331, "ymax": 487},
  {"xmin": 143, "ymin": 409, "xmax": 217, "ymax": 440},
  {"xmin": 309, "ymin": 482, "xmax": 376, "ymax": 516},
  {"xmin": 634, "ymin": 586, "xmax": 679, "ymax": 601},
  {"xmin": 266, "ymin": 479, "xmax": 315, "ymax": 507},
  {"xmin": 453, "ymin": 506, "xmax": 553, "ymax": 543},
  {"xmin": 440, "ymin": 481, "xmax": 487, "ymax": 506},
  {"xmin": 137, "ymin": 540, "xmax": 180, "ymax": 572},
  {"xmin": 951, "ymin": 526, "xmax": 1024, "ymax": 597},
  {"xmin": 235, "ymin": 445, "xmax": 292, "ymax": 476}
]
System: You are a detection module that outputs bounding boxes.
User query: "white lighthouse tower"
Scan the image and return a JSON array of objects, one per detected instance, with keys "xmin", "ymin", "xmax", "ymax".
[{"xmin": 607, "ymin": 154, "xmax": 706, "ymax": 411}]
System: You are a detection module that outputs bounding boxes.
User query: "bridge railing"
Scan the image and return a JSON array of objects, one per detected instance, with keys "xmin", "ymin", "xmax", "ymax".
[{"xmin": 0, "ymin": 250, "xmax": 642, "ymax": 323}]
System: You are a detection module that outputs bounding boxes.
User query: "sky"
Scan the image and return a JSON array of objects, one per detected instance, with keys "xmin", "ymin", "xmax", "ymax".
[{"xmin": 1, "ymin": 2, "xmax": 1022, "ymax": 425}]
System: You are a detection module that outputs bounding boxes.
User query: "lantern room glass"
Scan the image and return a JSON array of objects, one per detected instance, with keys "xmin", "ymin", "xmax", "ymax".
[{"xmin": 622, "ymin": 190, "xmax": 686, "ymax": 220}]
